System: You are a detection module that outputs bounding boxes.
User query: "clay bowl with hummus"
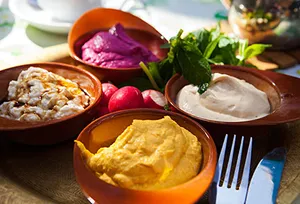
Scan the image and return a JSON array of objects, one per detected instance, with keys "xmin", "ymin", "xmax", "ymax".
[
  {"xmin": 0, "ymin": 62, "xmax": 102, "ymax": 145},
  {"xmin": 68, "ymin": 8, "xmax": 168, "ymax": 84},
  {"xmin": 73, "ymin": 108, "xmax": 217, "ymax": 204},
  {"xmin": 165, "ymin": 65, "xmax": 300, "ymax": 147}
]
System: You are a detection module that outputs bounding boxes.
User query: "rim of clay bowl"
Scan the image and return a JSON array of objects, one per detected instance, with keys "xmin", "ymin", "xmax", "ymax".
[
  {"xmin": 165, "ymin": 65, "xmax": 300, "ymax": 126},
  {"xmin": 74, "ymin": 108, "xmax": 217, "ymax": 203},
  {"xmin": 68, "ymin": 8, "xmax": 168, "ymax": 71}
]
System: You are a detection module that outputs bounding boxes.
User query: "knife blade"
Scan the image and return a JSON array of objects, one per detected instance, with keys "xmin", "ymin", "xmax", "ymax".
[{"xmin": 246, "ymin": 147, "xmax": 286, "ymax": 204}]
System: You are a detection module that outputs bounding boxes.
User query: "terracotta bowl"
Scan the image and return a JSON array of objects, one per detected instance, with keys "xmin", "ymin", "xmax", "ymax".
[
  {"xmin": 0, "ymin": 62, "xmax": 102, "ymax": 145},
  {"xmin": 68, "ymin": 8, "xmax": 168, "ymax": 84},
  {"xmin": 74, "ymin": 109, "xmax": 217, "ymax": 204},
  {"xmin": 165, "ymin": 65, "xmax": 300, "ymax": 145}
]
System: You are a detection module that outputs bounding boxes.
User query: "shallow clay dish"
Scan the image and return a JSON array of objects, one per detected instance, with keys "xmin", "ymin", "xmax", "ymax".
[
  {"xmin": 0, "ymin": 62, "xmax": 102, "ymax": 145},
  {"xmin": 165, "ymin": 65, "xmax": 300, "ymax": 140},
  {"xmin": 68, "ymin": 8, "xmax": 168, "ymax": 84},
  {"xmin": 74, "ymin": 109, "xmax": 217, "ymax": 204}
]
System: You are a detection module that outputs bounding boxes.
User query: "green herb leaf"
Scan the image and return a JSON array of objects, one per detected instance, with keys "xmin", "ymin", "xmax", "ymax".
[
  {"xmin": 139, "ymin": 62, "xmax": 160, "ymax": 91},
  {"xmin": 203, "ymin": 35, "xmax": 222, "ymax": 59},
  {"xmin": 176, "ymin": 40, "xmax": 212, "ymax": 93},
  {"xmin": 243, "ymin": 44, "xmax": 272, "ymax": 60},
  {"xmin": 137, "ymin": 24, "xmax": 272, "ymax": 98},
  {"xmin": 158, "ymin": 58, "xmax": 174, "ymax": 85},
  {"xmin": 191, "ymin": 21, "xmax": 271, "ymax": 67},
  {"xmin": 209, "ymin": 21, "xmax": 221, "ymax": 41},
  {"xmin": 198, "ymin": 83, "xmax": 210, "ymax": 94},
  {"xmin": 173, "ymin": 52, "xmax": 182, "ymax": 74},
  {"xmin": 218, "ymin": 36, "xmax": 235, "ymax": 48},
  {"xmin": 207, "ymin": 59, "xmax": 224, "ymax": 65},
  {"xmin": 183, "ymin": 32, "xmax": 197, "ymax": 44},
  {"xmin": 237, "ymin": 39, "xmax": 249, "ymax": 65},
  {"xmin": 163, "ymin": 104, "xmax": 170, "ymax": 111},
  {"xmin": 208, "ymin": 55, "xmax": 224, "ymax": 65},
  {"xmin": 195, "ymin": 28, "xmax": 210, "ymax": 53},
  {"xmin": 238, "ymin": 39, "xmax": 248, "ymax": 59},
  {"xmin": 220, "ymin": 47, "xmax": 239, "ymax": 65},
  {"xmin": 167, "ymin": 31, "xmax": 182, "ymax": 63},
  {"xmin": 148, "ymin": 62, "xmax": 164, "ymax": 88}
]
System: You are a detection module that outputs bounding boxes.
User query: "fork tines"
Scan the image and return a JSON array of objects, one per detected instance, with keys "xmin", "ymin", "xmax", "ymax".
[
  {"xmin": 211, "ymin": 134, "xmax": 253, "ymax": 204},
  {"xmin": 216, "ymin": 134, "xmax": 253, "ymax": 188}
]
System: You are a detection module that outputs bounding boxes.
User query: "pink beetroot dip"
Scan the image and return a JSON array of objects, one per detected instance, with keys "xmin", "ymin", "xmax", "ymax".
[{"xmin": 81, "ymin": 23, "xmax": 159, "ymax": 68}]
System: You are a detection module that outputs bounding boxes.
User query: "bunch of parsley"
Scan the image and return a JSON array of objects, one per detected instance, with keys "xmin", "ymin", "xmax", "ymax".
[
  {"xmin": 195, "ymin": 23, "xmax": 271, "ymax": 66},
  {"xmin": 123, "ymin": 23, "xmax": 271, "ymax": 94}
]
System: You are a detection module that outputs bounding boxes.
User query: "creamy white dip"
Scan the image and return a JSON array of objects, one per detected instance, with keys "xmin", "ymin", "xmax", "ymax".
[
  {"xmin": 0, "ymin": 67, "xmax": 90, "ymax": 122},
  {"xmin": 177, "ymin": 73, "xmax": 270, "ymax": 122}
]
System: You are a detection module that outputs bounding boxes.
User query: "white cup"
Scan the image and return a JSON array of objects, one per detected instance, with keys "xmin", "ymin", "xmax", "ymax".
[{"xmin": 37, "ymin": 0, "xmax": 102, "ymax": 22}]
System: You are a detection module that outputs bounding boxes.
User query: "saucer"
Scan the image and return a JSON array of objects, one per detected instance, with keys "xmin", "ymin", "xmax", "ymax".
[{"xmin": 9, "ymin": 0, "xmax": 72, "ymax": 34}]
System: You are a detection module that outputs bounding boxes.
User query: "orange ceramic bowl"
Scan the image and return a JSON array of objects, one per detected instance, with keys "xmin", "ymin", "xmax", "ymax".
[
  {"xmin": 74, "ymin": 109, "xmax": 217, "ymax": 204},
  {"xmin": 0, "ymin": 62, "xmax": 102, "ymax": 145},
  {"xmin": 165, "ymin": 65, "xmax": 300, "ymax": 141},
  {"xmin": 68, "ymin": 8, "xmax": 168, "ymax": 84}
]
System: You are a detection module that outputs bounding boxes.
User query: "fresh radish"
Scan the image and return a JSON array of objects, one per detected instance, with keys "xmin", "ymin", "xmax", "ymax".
[
  {"xmin": 99, "ymin": 83, "xmax": 119, "ymax": 106},
  {"xmin": 108, "ymin": 86, "xmax": 144, "ymax": 112},
  {"xmin": 142, "ymin": 90, "xmax": 167, "ymax": 109}
]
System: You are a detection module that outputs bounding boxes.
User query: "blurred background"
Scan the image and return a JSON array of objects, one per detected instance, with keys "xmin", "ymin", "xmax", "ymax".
[
  {"xmin": 0, "ymin": 0, "xmax": 224, "ymax": 64},
  {"xmin": 1, "ymin": 0, "xmax": 300, "ymax": 77}
]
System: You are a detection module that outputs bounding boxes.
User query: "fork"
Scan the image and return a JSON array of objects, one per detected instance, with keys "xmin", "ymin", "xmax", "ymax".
[{"xmin": 210, "ymin": 134, "xmax": 253, "ymax": 204}]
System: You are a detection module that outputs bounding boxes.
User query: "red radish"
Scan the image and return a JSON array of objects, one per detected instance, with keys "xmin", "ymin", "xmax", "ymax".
[
  {"xmin": 99, "ymin": 83, "xmax": 119, "ymax": 106},
  {"xmin": 108, "ymin": 86, "xmax": 145, "ymax": 112},
  {"xmin": 98, "ymin": 106, "xmax": 110, "ymax": 117},
  {"xmin": 142, "ymin": 90, "xmax": 167, "ymax": 109}
]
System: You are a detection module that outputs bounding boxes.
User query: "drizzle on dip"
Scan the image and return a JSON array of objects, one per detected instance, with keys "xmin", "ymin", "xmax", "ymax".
[
  {"xmin": 81, "ymin": 23, "xmax": 159, "ymax": 68},
  {"xmin": 0, "ymin": 67, "xmax": 91, "ymax": 122},
  {"xmin": 177, "ymin": 73, "xmax": 271, "ymax": 122}
]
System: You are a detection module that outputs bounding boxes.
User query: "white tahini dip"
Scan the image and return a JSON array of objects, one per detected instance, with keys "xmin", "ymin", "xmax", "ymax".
[{"xmin": 176, "ymin": 73, "xmax": 271, "ymax": 122}]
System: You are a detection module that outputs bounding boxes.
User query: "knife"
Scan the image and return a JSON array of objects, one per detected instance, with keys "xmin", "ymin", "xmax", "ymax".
[{"xmin": 246, "ymin": 147, "xmax": 286, "ymax": 204}]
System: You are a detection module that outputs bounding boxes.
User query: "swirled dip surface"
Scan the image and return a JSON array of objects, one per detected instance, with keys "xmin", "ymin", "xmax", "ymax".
[
  {"xmin": 75, "ymin": 116, "xmax": 202, "ymax": 190},
  {"xmin": 0, "ymin": 67, "xmax": 90, "ymax": 122},
  {"xmin": 177, "ymin": 73, "xmax": 270, "ymax": 122},
  {"xmin": 81, "ymin": 23, "xmax": 159, "ymax": 68}
]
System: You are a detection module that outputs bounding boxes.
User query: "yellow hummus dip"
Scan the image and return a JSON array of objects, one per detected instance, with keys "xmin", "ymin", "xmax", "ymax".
[{"xmin": 75, "ymin": 116, "xmax": 202, "ymax": 190}]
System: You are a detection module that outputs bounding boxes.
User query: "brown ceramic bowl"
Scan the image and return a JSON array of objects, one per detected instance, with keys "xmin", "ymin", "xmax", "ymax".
[
  {"xmin": 74, "ymin": 109, "xmax": 217, "ymax": 204},
  {"xmin": 68, "ymin": 8, "xmax": 168, "ymax": 84},
  {"xmin": 0, "ymin": 62, "xmax": 102, "ymax": 145},
  {"xmin": 165, "ymin": 65, "xmax": 300, "ymax": 144}
]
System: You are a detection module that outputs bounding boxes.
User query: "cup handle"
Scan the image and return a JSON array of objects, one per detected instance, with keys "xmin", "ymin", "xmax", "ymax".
[{"xmin": 221, "ymin": 0, "xmax": 231, "ymax": 10}]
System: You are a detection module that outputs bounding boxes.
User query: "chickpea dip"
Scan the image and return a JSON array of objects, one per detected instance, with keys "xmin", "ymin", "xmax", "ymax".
[
  {"xmin": 0, "ymin": 67, "xmax": 91, "ymax": 122},
  {"xmin": 75, "ymin": 116, "xmax": 202, "ymax": 190},
  {"xmin": 177, "ymin": 73, "xmax": 271, "ymax": 122}
]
